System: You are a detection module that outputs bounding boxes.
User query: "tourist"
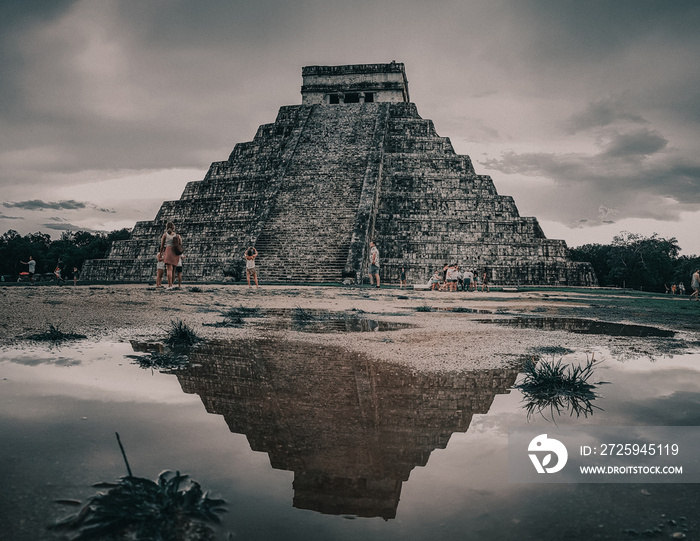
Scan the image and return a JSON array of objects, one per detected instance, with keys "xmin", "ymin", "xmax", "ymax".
[
  {"xmin": 369, "ymin": 242, "xmax": 380, "ymax": 288},
  {"xmin": 428, "ymin": 269, "xmax": 441, "ymax": 290},
  {"xmin": 245, "ymin": 246, "xmax": 259, "ymax": 288},
  {"xmin": 445, "ymin": 264, "xmax": 459, "ymax": 292},
  {"xmin": 400, "ymin": 267, "xmax": 407, "ymax": 288},
  {"xmin": 19, "ymin": 256, "xmax": 36, "ymax": 285},
  {"xmin": 54, "ymin": 258, "xmax": 65, "ymax": 285},
  {"xmin": 481, "ymin": 270, "xmax": 489, "ymax": 292},
  {"xmin": 671, "ymin": 284, "xmax": 677, "ymax": 295},
  {"xmin": 689, "ymin": 274, "xmax": 697, "ymax": 299},
  {"xmin": 457, "ymin": 266, "xmax": 464, "ymax": 291},
  {"xmin": 176, "ymin": 255, "xmax": 184, "ymax": 289},
  {"xmin": 156, "ymin": 252, "xmax": 165, "ymax": 288},
  {"xmin": 159, "ymin": 222, "xmax": 180, "ymax": 290},
  {"xmin": 72, "ymin": 266, "xmax": 79, "ymax": 286},
  {"xmin": 463, "ymin": 269, "xmax": 474, "ymax": 292},
  {"xmin": 679, "ymin": 282, "xmax": 686, "ymax": 295}
]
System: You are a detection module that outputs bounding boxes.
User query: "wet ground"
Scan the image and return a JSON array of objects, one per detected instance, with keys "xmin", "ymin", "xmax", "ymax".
[{"xmin": 2, "ymin": 335, "xmax": 699, "ymax": 541}]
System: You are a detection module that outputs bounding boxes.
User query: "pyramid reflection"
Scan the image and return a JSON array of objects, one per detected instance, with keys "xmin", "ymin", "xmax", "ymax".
[{"xmin": 172, "ymin": 339, "xmax": 518, "ymax": 519}]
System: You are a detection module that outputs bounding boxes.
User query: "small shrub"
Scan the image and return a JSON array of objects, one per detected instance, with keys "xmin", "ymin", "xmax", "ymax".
[
  {"xmin": 164, "ymin": 320, "xmax": 201, "ymax": 349},
  {"xmin": 126, "ymin": 352, "xmax": 190, "ymax": 371},
  {"xmin": 51, "ymin": 435, "xmax": 227, "ymax": 541},
  {"xmin": 414, "ymin": 304, "xmax": 434, "ymax": 312},
  {"xmin": 28, "ymin": 324, "xmax": 87, "ymax": 342},
  {"xmin": 292, "ymin": 306, "xmax": 323, "ymax": 322},
  {"xmin": 514, "ymin": 356, "xmax": 606, "ymax": 421}
]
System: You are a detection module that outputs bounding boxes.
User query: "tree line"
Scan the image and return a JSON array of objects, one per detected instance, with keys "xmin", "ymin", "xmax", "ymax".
[
  {"xmin": 0, "ymin": 228, "xmax": 131, "ymax": 280},
  {"xmin": 569, "ymin": 232, "xmax": 700, "ymax": 292}
]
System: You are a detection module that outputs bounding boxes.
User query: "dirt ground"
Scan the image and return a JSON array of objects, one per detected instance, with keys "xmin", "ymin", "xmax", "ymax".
[{"xmin": 1, "ymin": 283, "xmax": 698, "ymax": 371}]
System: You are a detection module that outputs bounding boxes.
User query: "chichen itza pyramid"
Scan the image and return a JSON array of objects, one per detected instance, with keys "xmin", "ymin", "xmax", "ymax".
[{"xmin": 82, "ymin": 62, "xmax": 597, "ymax": 286}]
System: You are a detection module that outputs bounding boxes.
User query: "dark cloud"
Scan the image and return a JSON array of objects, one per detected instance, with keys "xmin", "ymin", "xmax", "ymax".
[
  {"xmin": 480, "ymin": 133, "xmax": 700, "ymax": 223},
  {"xmin": 567, "ymin": 97, "xmax": 648, "ymax": 133},
  {"xmin": 41, "ymin": 221, "xmax": 96, "ymax": 232},
  {"xmin": 510, "ymin": 1, "xmax": 700, "ymax": 63},
  {"xmin": 601, "ymin": 129, "xmax": 668, "ymax": 159},
  {"xmin": 4, "ymin": 200, "xmax": 86, "ymax": 211},
  {"xmin": 0, "ymin": 213, "xmax": 24, "ymax": 220},
  {"xmin": 3, "ymin": 200, "xmax": 115, "ymax": 212}
]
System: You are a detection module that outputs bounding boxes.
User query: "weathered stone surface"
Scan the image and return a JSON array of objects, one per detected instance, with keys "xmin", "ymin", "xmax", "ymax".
[{"xmin": 82, "ymin": 62, "xmax": 596, "ymax": 285}]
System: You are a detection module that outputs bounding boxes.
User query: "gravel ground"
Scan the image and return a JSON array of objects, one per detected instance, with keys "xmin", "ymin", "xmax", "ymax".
[{"xmin": 1, "ymin": 283, "xmax": 697, "ymax": 371}]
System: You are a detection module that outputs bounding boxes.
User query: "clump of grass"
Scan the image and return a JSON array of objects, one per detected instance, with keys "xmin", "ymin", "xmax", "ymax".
[
  {"xmin": 126, "ymin": 352, "xmax": 190, "ymax": 371},
  {"xmin": 51, "ymin": 433, "xmax": 227, "ymax": 541},
  {"xmin": 207, "ymin": 305, "xmax": 262, "ymax": 327},
  {"xmin": 188, "ymin": 286, "xmax": 203, "ymax": 293},
  {"xmin": 28, "ymin": 324, "xmax": 87, "ymax": 342},
  {"xmin": 292, "ymin": 306, "xmax": 325, "ymax": 322},
  {"xmin": 514, "ymin": 355, "xmax": 607, "ymax": 421},
  {"xmin": 531, "ymin": 346, "xmax": 575, "ymax": 357},
  {"xmin": 451, "ymin": 306, "xmax": 477, "ymax": 313},
  {"xmin": 414, "ymin": 304, "xmax": 434, "ymax": 312},
  {"xmin": 164, "ymin": 320, "xmax": 201, "ymax": 349},
  {"xmin": 223, "ymin": 305, "xmax": 261, "ymax": 320}
]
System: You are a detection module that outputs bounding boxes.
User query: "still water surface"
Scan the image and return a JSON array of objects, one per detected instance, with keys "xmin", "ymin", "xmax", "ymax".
[{"xmin": 1, "ymin": 339, "xmax": 699, "ymax": 540}]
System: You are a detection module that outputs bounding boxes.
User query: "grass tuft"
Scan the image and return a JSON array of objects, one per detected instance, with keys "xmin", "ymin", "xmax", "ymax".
[
  {"xmin": 514, "ymin": 355, "xmax": 606, "ymax": 421},
  {"xmin": 51, "ymin": 434, "xmax": 227, "ymax": 540},
  {"xmin": 28, "ymin": 324, "xmax": 86, "ymax": 342},
  {"xmin": 164, "ymin": 320, "xmax": 201, "ymax": 349}
]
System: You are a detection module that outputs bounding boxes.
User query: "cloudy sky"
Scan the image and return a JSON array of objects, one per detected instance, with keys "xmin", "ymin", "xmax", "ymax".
[{"xmin": 2, "ymin": 0, "xmax": 699, "ymax": 253}]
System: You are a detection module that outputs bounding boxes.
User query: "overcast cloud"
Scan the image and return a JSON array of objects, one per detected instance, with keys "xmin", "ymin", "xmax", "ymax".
[{"xmin": 1, "ymin": 0, "xmax": 699, "ymax": 252}]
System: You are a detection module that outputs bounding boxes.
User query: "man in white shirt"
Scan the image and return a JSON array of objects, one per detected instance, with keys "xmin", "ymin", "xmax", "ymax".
[{"xmin": 369, "ymin": 242, "xmax": 380, "ymax": 288}]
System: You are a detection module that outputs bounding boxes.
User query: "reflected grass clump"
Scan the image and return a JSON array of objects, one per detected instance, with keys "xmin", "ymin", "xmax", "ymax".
[
  {"xmin": 165, "ymin": 320, "xmax": 202, "ymax": 349},
  {"xmin": 293, "ymin": 306, "xmax": 326, "ymax": 322},
  {"xmin": 28, "ymin": 324, "xmax": 87, "ymax": 342},
  {"xmin": 127, "ymin": 352, "xmax": 191, "ymax": 371},
  {"xmin": 514, "ymin": 356, "xmax": 607, "ymax": 421}
]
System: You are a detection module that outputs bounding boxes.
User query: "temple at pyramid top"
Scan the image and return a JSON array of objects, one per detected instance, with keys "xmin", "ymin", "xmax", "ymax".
[
  {"xmin": 82, "ymin": 62, "xmax": 597, "ymax": 286},
  {"xmin": 301, "ymin": 62, "xmax": 410, "ymax": 104}
]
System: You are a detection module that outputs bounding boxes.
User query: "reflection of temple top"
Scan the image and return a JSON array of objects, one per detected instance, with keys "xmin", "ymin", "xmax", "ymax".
[
  {"xmin": 301, "ymin": 62, "xmax": 410, "ymax": 105},
  {"xmin": 172, "ymin": 339, "xmax": 518, "ymax": 520}
]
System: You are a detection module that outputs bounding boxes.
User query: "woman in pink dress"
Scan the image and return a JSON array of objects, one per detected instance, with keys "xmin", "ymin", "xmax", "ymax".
[{"xmin": 159, "ymin": 222, "xmax": 180, "ymax": 290}]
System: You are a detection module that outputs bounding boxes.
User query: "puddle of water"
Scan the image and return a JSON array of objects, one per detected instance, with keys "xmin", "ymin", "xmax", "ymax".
[
  {"xmin": 476, "ymin": 316, "xmax": 675, "ymax": 337},
  {"xmin": 1, "ymin": 341, "xmax": 699, "ymax": 540},
  {"xmin": 214, "ymin": 307, "xmax": 413, "ymax": 333}
]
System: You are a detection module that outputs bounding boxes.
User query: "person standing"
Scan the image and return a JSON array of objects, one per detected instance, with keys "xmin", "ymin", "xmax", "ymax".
[
  {"xmin": 176, "ymin": 255, "xmax": 184, "ymax": 289},
  {"xmin": 54, "ymin": 258, "xmax": 65, "ymax": 285},
  {"xmin": 155, "ymin": 252, "xmax": 165, "ymax": 288},
  {"xmin": 481, "ymin": 270, "xmax": 489, "ymax": 292},
  {"xmin": 463, "ymin": 269, "xmax": 474, "ymax": 292},
  {"xmin": 369, "ymin": 242, "xmax": 380, "ymax": 288},
  {"xmin": 159, "ymin": 222, "xmax": 180, "ymax": 290},
  {"xmin": 245, "ymin": 246, "xmax": 259, "ymax": 288},
  {"xmin": 400, "ymin": 267, "xmax": 406, "ymax": 288},
  {"xmin": 690, "ymin": 269, "xmax": 700, "ymax": 301},
  {"xmin": 72, "ymin": 266, "xmax": 79, "ymax": 286},
  {"xmin": 20, "ymin": 256, "xmax": 36, "ymax": 284}
]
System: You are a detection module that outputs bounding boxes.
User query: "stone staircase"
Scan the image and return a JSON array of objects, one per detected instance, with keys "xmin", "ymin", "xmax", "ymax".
[{"xmin": 254, "ymin": 104, "xmax": 381, "ymax": 282}]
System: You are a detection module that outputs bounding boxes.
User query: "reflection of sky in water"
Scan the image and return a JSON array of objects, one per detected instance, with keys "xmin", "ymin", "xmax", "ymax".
[{"xmin": 1, "ymin": 342, "xmax": 699, "ymax": 540}]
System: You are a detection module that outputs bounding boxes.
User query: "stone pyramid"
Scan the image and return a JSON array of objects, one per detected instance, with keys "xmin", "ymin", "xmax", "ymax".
[{"xmin": 82, "ymin": 62, "xmax": 596, "ymax": 286}]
